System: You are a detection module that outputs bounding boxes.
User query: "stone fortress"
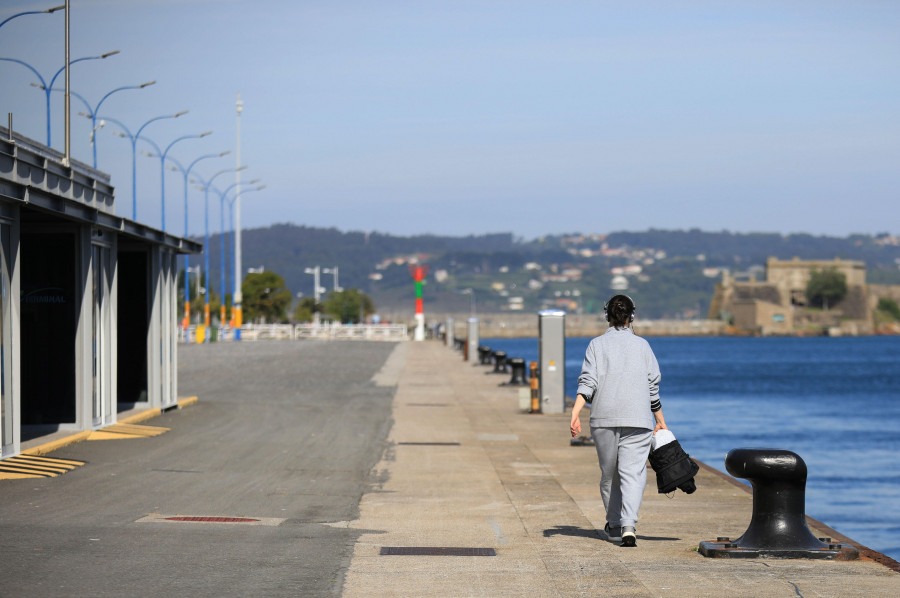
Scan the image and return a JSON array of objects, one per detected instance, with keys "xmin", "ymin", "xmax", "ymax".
[{"xmin": 709, "ymin": 257, "xmax": 900, "ymax": 336}]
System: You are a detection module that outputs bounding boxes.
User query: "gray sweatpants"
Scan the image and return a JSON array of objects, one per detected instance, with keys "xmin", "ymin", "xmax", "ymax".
[{"xmin": 590, "ymin": 426, "xmax": 653, "ymax": 528}]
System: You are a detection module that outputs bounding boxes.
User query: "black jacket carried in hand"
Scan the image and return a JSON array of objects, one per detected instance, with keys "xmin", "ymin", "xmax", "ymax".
[{"xmin": 648, "ymin": 436, "xmax": 700, "ymax": 494}]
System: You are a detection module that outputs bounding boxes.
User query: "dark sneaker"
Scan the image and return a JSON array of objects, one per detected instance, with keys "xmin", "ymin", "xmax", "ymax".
[
  {"xmin": 604, "ymin": 523, "xmax": 622, "ymax": 542},
  {"xmin": 621, "ymin": 526, "xmax": 636, "ymax": 547}
]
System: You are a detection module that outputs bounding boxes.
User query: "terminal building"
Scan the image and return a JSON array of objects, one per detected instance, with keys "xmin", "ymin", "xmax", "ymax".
[{"xmin": 0, "ymin": 127, "xmax": 200, "ymax": 458}]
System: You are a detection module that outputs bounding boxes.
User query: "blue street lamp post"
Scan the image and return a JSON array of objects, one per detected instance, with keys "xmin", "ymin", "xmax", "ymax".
[
  {"xmin": 0, "ymin": 5, "xmax": 65, "ymax": 30},
  {"xmin": 101, "ymin": 112, "xmax": 188, "ymax": 219},
  {"xmin": 0, "ymin": 52, "xmax": 118, "ymax": 146},
  {"xmin": 167, "ymin": 152, "xmax": 230, "ymax": 328},
  {"xmin": 158, "ymin": 132, "xmax": 212, "ymax": 232},
  {"xmin": 76, "ymin": 82, "xmax": 155, "ymax": 167},
  {"xmin": 213, "ymin": 179, "xmax": 260, "ymax": 326},
  {"xmin": 194, "ymin": 167, "xmax": 246, "ymax": 334}
]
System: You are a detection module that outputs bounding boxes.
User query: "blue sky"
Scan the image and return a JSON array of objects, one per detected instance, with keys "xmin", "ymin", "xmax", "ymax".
[{"xmin": 2, "ymin": 1, "xmax": 899, "ymax": 239}]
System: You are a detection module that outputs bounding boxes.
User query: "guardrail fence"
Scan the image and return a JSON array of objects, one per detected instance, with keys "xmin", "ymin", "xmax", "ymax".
[{"xmin": 181, "ymin": 323, "xmax": 408, "ymax": 343}]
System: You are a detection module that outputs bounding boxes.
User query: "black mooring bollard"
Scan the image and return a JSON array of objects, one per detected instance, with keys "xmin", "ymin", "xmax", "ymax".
[
  {"xmin": 491, "ymin": 351, "xmax": 508, "ymax": 374},
  {"xmin": 699, "ymin": 448, "xmax": 858, "ymax": 560},
  {"xmin": 478, "ymin": 346, "xmax": 492, "ymax": 365},
  {"xmin": 504, "ymin": 357, "xmax": 528, "ymax": 386}
]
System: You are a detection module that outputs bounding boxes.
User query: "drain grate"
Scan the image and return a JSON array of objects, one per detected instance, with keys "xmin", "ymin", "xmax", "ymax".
[
  {"xmin": 397, "ymin": 442, "xmax": 461, "ymax": 446},
  {"xmin": 136, "ymin": 514, "xmax": 286, "ymax": 526},
  {"xmin": 165, "ymin": 516, "xmax": 259, "ymax": 523},
  {"xmin": 380, "ymin": 547, "xmax": 496, "ymax": 556}
]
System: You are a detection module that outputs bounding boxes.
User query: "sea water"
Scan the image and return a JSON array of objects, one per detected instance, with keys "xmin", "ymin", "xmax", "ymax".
[{"xmin": 481, "ymin": 334, "xmax": 900, "ymax": 561}]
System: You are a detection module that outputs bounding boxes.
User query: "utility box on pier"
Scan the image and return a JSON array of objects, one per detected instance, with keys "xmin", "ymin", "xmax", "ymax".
[
  {"xmin": 445, "ymin": 317, "xmax": 454, "ymax": 347},
  {"xmin": 466, "ymin": 318, "xmax": 479, "ymax": 362},
  {"xmin": 538, "ymin": 310, "xmax": 566, "ymax": 414}
]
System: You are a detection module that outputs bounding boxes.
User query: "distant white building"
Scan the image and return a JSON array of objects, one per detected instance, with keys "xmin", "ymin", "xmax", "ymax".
[{"xmin": 611, "ymin": 275, "xmax": 629, "ymax": 290}]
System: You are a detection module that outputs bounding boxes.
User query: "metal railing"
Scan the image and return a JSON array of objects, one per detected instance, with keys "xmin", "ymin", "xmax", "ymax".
[
  {"xmin": 295, "ymin": 323, "xmax": 408, "ymax": 340},
  {"xmin": 181, "ymin": 323, "xmax": 408, "ymax": 343}
]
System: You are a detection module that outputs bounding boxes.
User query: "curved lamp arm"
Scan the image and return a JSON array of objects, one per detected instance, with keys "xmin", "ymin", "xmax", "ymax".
[{"xmin": 0, "ymin": 5, "xmax": 65, "ymax": 30}]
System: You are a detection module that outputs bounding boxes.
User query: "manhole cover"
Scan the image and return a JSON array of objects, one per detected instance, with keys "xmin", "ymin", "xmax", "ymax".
[
  {"xmin": 136, "ymin": 514, "xmax": 286, "ymax": 526},
  {"xmin": 380, "ymin": 547, "xmax": 496, "ymax": 556},
  {"xmin": 165, "ymin": 516, "xmax": 259, "ymax": 523}
]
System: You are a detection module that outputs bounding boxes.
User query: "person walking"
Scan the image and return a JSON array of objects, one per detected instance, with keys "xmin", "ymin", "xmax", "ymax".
[{"xmin": 570, "ymin": 294, "xmax": 667, "ymax": 547}]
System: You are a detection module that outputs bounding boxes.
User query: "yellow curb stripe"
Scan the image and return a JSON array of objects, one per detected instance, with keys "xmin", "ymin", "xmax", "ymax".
[
  {"xmin": 117, "ymin": 408, "xmax": 163, "ymax": 425},
  {"xmin": 88, "ymin": 431, "xmax": 138, "ymax": 440},
  {"xmin": 10, "ymin": 465, "xmax": 76, "ymax": 474},
  {"xmin": 2, "ymin": 460, "xmax": 74, "ymax": 472},
  {"xmin": 4, "ymin": 398, "xmax": 199, "ymax": 479},
  {"xmin": 87, "ymin": 423, "xmax": 169, "ymax": 441},
  {"xmin": 14, "ymin": 455, "xmax": 85, "ymax": 467},
  {"xmin": 0, "ymin": 455, "xmax": 86, "ymax": 479},
  {"xmin": 0, "ymin": 472, "xmax": 43, "ymax": 480},
  {"xmin": 104, "ymin": 423, "xmax": 169, "ymax": 436},
  {"xmin": 0, "ymin": 464, "xmax": 61, "ymax": 476},
  {"xmin": 178, "ymin": 396, "xmax": 199, "ymax": 408},
  {"xmin": 21, "ymin": 431, "xmax": 91, "ymax": 456},
  {"xmin": 12, "ymin": 455, "xmax": 85, "ymax": 467}
]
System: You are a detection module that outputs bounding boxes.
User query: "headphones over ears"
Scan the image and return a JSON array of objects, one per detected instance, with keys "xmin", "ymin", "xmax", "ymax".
[{"xmin": 604, "ymin": 294, "xmax": 636, "ymax": 323}]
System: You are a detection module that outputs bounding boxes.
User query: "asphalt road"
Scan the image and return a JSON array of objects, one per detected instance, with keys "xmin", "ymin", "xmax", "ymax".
[{"xmin": 0, "ymin": 340, "xmax": 399, "ymax": 598}]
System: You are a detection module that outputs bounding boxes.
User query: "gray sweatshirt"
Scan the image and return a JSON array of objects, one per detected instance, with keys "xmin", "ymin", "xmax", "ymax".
[{"xmin": 576, "ymin": 327, "xmax": 662, "ymax": 430}]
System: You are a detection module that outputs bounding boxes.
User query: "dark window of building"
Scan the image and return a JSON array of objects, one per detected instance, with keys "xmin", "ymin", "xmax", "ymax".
[
  {"xmin": 117, "ymin": 248, "xmax": 149, "ymax": 406},
  {"xmin": 20, "ymin": 228, "xmax": 78, "ymax": 430}
]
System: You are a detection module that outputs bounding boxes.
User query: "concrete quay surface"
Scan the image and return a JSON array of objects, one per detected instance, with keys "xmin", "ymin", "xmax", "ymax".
[
  {"xmin": 1, "ymin": 339, "xmax": 897, "ymax": 597},
  {"xmin": 343, "ymin": 340, "xmax": 899, "ymax": 598},
  {"xmin": 0, "ymin": 341, "xmax": 398, "ymax": 598}
]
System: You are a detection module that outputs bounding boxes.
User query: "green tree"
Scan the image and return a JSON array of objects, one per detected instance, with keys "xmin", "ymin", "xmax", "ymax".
[
  {"xmin": 806, "ymin": 267, "xmax": 848, "ymax": 310},
  {"xmin": 877, "ymin": 298, "xmax": 900, "ymax": 321},
  {"xmin": 186, "ymin": 286, "xmax": 223, "ymax": 326},
  {"xmin": 242, "ymin": 271, "xmax": 292, "ymax": 323},
  {"xmin": 322, "ymin": 289, "xmax": 375, "ymax": 323},
  {"xmin": 292, "ymin": 297, "xmax": 321, "ymax": 322}
]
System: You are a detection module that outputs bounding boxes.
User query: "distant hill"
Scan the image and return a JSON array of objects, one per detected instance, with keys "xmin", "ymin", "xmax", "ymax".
[
  {"xmin": 191, "ymin": 225, "xmax": 900, "ymax": 319},
  {"xmin": 604, "ymin": 229, "xmax": 900, "ymax": 268}
]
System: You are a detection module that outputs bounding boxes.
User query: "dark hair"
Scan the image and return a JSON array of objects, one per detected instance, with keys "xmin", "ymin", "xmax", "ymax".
[{"xmin": 605, "ymin": 294, "xmax": 635, "ymax": 329}]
